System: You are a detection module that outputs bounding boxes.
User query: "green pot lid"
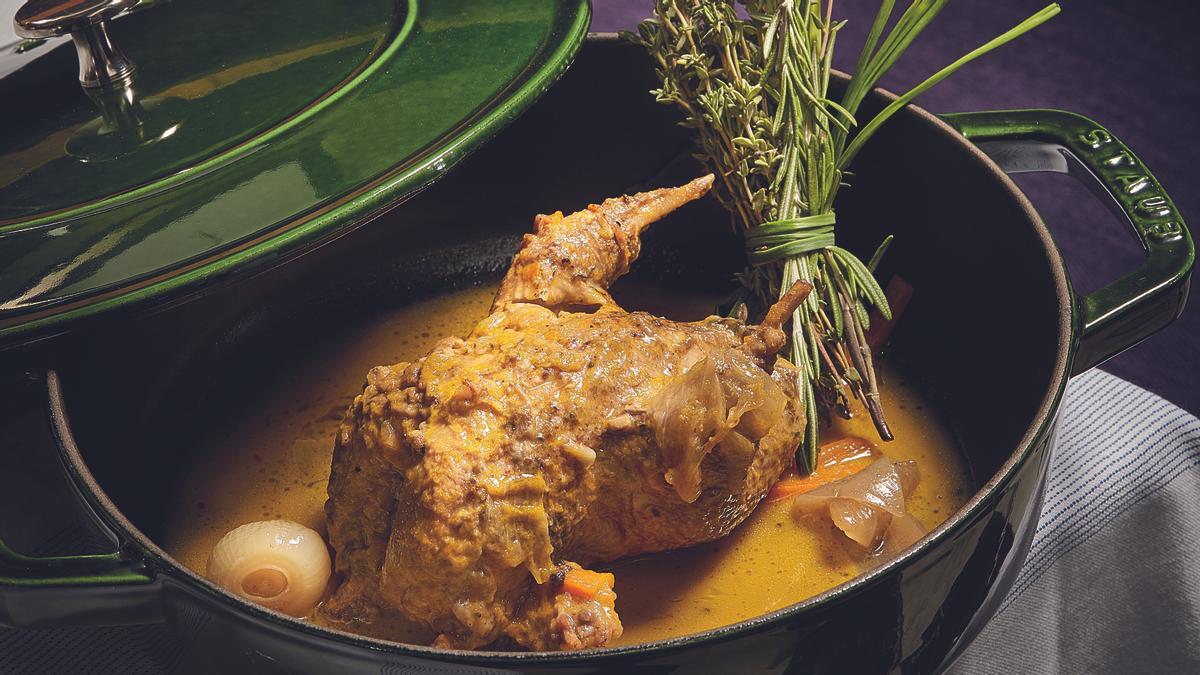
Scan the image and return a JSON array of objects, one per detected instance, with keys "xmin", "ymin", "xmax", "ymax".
[{"xmin": 0, "ymin": 0, "xmax": 589, "ymax": 347}]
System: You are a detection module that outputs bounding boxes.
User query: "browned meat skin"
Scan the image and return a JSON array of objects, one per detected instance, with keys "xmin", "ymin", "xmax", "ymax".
[
  {"xmin": 495, "ymin": 175, "xmax": 714, "ymax": 310},
  {"xmin": 499, "ymin": 562, "xmax": 622, "ymax": 651},
  {"xmin": 322, "ymin": 176, "xmax": 807, "ymax": 650}
]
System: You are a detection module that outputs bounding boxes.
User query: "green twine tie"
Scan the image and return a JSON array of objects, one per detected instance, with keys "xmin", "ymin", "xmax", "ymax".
[{"xmin": 744, "ymin": 213, "xmax": 836, "ymax": 266}]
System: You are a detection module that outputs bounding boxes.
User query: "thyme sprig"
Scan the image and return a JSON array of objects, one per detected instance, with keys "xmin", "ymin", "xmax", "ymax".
[{"xmin": 629, "ymin": 0, "xmax": 1059, "ymax": 471}]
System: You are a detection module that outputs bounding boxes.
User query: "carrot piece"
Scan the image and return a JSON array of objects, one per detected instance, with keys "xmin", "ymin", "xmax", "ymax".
[
  {"xmin": 561, "ymin": 568, "xmax": 614, "ymax": 600},
  {"xmin": 767, "ymin": 436, "xmax": 878, "ymax": 502},
  {"xmin": 865, "ymin": 275, "xmax": 914, "ymax": 355},
  {"xmin": 767, "ymin": 459, "xmax": 873, "ymax": 501},
  {"xmin": 816, "ymin": 436, "xmax": 876, "ymax": 468}
]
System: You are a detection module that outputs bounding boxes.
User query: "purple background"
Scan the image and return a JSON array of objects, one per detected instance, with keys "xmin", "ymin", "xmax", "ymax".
[{"xmin": 594, "ymin": 0, "xmax": 1200, "ymax": 414}]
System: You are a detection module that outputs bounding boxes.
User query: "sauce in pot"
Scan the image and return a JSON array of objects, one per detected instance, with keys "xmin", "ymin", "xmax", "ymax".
[{"xmin": 163, "ymin": 283, "xmax": 970, "ymax": 646}]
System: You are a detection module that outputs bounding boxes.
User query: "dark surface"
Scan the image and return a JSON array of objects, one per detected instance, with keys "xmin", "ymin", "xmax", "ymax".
[{"xmin": 596, "ymin": 0, "xmax": 1200, "ymax": 414}]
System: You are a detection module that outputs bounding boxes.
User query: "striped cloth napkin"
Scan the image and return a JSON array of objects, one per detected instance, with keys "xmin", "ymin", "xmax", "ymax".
[
  {"xmin": 951, "ymin": 369, "xmax": 1200, "ymax": 674},
  {"xmin": 2, "ymin": 371, "xmax": 1197, "ymax": 673}
]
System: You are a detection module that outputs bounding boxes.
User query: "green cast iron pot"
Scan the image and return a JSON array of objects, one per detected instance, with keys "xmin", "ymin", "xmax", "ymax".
[{"xmin": 0, "ymin": 38, "xmax": 1192, "ymax": 674}]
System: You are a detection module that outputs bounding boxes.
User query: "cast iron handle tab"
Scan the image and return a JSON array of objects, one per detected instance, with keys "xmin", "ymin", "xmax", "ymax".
[
  {"xmin": 943, "ymin": 109, "xmax": 1193, "ymax": 376},
  {"xmin": 0, "ymin": 371, "xmax": 158, "ymax": 629},
  {"xmin": 14, "ymin": 0, "xmax": 138, "ymax": 89}
]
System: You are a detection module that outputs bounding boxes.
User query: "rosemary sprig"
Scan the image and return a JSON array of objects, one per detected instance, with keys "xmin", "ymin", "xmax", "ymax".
[{"xmin": 629, "ymin": 1, "xmax": 1059, "ymax": 472}]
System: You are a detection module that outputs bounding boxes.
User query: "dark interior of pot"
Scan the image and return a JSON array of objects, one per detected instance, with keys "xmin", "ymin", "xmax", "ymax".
[{"xmin": 55, "ymin": 40, "xmax": 1066, "ymax": 642}]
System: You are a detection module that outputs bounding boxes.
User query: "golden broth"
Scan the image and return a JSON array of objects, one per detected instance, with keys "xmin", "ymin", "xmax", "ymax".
[{"xmin": 163, "ymin": 282, "xmax": 970, "ymax": 646}]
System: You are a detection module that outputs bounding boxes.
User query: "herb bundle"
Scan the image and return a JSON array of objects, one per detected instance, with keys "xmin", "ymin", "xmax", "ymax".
[{"xmin": 630, "ymin": 0, "xmax": 1059, "ymax": 472}]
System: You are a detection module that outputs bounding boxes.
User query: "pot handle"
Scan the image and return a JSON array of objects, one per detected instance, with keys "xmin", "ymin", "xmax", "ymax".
[
  {"xmin": 0, "ymin": 371, "xmax": 160, "ymax": 628},
  {"xmin": 942, "ymin": 109, "xmax": 1193, "ymax": 375}
]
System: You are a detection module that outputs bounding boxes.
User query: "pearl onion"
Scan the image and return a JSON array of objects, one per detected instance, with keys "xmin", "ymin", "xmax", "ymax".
[{"xmin": 206, "ymin": 520, "xmax": 331, "ymax": 617}]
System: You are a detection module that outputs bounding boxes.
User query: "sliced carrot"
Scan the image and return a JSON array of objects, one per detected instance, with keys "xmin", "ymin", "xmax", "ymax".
[
  {"xmin": 561, "ymin": 568, "xmax": 614, "ymax": 600},
  {"xmin": 767, "ymin": 459, "xmax": 873, "ymax": 501},
  {"xmin": 815, "ymin": 436, "xmax": 876, "ymax": 468},
  {"xmin": 865, "ymin": 275, "xmax": 914, "ymax": 355},
  {"xmin": 767, "ymin": 436, "xmax": 878, "ymax": 502}
]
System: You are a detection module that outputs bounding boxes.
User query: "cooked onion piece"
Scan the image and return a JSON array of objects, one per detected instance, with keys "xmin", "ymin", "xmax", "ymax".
[
  {"xmin": 206, "ymin": 520, "xmax": 331, "ymax": 616},
  {"xmin": 793, "ymin": 457, "xmax": 927, "ymax": 562}
]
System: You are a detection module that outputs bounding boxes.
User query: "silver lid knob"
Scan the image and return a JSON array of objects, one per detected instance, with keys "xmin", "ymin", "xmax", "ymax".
[{"xmin": 14, "ymin": 0, "xmax": 138, "ymax": 89}]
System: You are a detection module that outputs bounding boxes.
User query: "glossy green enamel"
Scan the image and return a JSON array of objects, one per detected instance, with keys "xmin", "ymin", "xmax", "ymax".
[
  {"xmin": 944, "ymin": 109, "xmax": 1194, "ymax": 374},
  {"xmin": 1, "ymin": 0, "xmax": 405, "ymax": 222},
  {"xmin": 0, "ymin": 537, "xmax": 151, "ymax": 587},
  {"xmin": 0, "ymin": 0, "xmax": 590, "ymax": 344}
]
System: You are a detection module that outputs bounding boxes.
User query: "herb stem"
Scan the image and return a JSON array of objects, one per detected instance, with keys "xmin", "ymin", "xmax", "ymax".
[{"xmin": 632, "ymin": 0, "xmax": 1057, "ymax": 471}]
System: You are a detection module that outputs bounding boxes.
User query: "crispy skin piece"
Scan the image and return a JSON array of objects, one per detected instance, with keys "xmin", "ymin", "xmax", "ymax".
[
  {"xmin": 494, "ymin": 175, "xmax": 714, "ymax": 310},
  {"xmin": 322, "ymin": 176, "xmax": 806, "ymax": 650}
]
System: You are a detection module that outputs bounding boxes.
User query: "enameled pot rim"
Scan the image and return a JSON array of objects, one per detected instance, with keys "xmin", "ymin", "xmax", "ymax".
[{"xmin": 45, "ymin": 46, "xmax": 1075, "ymax": 665}]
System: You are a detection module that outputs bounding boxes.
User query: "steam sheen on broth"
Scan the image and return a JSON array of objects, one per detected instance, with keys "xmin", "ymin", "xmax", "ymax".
[{"xmin": 164, "ymin": 283, "xmax": 970, "ymax": 646}]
